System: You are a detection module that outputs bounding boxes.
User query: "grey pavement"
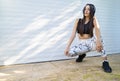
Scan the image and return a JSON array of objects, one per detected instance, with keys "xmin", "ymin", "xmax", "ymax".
[{"xmin": 0, "ymin": 54, "xmax": 120, "ymax": 81}]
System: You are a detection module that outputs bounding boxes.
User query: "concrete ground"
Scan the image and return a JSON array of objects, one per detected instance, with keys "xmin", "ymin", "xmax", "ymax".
[{"xmin": 0, "ymin": 54, "xmax": 120, "ymax": 81}]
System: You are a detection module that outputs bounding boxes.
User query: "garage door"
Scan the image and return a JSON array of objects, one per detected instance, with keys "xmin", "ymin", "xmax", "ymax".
[{"xmin": 0, "ymin": 0, "xmax": 120, "ymax": 65}]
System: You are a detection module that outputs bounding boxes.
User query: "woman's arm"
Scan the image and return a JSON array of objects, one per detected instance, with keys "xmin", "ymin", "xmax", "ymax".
[
  {"xmin": 64, "ymin": 19, "xmax": 79, "ymax": 55},
  {"xmin": 93, "ymin": 17, "xmax": 103, "ymax": 52}
]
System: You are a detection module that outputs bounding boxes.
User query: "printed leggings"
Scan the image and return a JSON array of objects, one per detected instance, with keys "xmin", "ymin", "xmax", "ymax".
[{"xmin": 69, "ymin": 36, "xmax": 106, "ymax": 57}]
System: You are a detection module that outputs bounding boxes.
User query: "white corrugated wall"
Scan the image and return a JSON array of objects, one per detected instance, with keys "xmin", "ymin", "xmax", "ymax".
[{"xmin": 0, "ymin": 0, "xmax": 120, "ymax": 65}]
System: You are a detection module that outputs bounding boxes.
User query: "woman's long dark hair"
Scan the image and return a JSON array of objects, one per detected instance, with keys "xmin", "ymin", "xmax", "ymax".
[{"xmin": 77, "ymin": 4, "xmax": 96, "ymax": 37}]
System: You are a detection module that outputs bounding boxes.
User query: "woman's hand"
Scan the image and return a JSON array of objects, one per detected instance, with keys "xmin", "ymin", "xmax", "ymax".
[
  {"xmin": 96, "ymin": 40, "xmax": 103, "ymax": 52},
  {"xmin": 64, "ymin": 47, "xmax": 70, "ymax": 56}
]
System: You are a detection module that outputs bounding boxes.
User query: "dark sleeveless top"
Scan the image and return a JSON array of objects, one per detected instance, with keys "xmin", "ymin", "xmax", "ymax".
[
  {"xmin": 83, "ymin": 21, "xmax": 90, "ymax": 34},
  {"xmin": 77, "ymin": 18, "xmax": 94, "ymax": 35}
]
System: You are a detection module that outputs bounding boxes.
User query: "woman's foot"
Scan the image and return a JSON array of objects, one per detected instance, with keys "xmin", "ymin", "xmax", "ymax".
[
  {"xmin": 76, "ymin": 54, "xmax": 86, "ymax": 62},
  {"xmin": 102, "ymin": 61, "xmax": 112, "ymax": 73}
]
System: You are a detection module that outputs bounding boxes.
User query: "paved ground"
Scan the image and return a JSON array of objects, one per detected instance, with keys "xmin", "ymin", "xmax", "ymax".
[{"xmin": 0, "ymin": 54, "xmax": 120, "ymax": 81}]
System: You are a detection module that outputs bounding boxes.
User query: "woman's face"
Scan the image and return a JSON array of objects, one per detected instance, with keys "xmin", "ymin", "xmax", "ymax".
[{"xmin": 84, "ymin": 5, "xmax": 90, "ymax": 17}]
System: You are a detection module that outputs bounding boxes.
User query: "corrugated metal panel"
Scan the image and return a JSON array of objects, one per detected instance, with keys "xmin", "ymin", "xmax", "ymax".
[{"xmin": 0, "ymin": 0, "xmax": 120, "ymax": 65}]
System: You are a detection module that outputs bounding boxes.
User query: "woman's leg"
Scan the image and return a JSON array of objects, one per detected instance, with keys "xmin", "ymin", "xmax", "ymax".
[
  {"xmin": 97, "ymin": 39, "xmax": 112, "ymax": 73},
  {"xmin": 68, "ymin": 38, "xmax": 94, "ymax": 61},
  {"xmin": 68, "ymin": 44, "xmax": 90, "ymax": 57},
  {"xmin": 68, "ymin": 44, "xmax": 89, "ymax": 62},
  {"xmin": 76, "ymin": 54, "xmax": 86, "ymax": 62},
  {"xmin": 83, "ymin": 36, "xmax": 112, "ymax": 73},
  {"xmin": 100, "ymin": 50, "xmax": 112, "ymax": 73}
]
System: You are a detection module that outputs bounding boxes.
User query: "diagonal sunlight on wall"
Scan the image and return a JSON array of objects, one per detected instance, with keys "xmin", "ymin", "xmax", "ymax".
[
  {"xmin": 13, "ymin": 70, "xmax": 25, "ymax": 74},
  {"xmin": 27, "ymin": 15, "xmax": 78, "ymax": 58},
  {"xmin": 22, "ymin": 15, "xmax": 50, "ymax": 33},
  {"xmin": 4, "ymin": 16, "xmax": 50, "ymax": 65},
  {"xmin": 0, "ymin": 73, "xmax": 10, "ymax": 77},
  {"xmin": 26, "ymin": 1, "xmax": 82, "ymax": 59},
  {"xmin": 53, "ymin": 1, "xmax": 82, "ymax": 21},
  {"xmin": 3, "ymin": 0, "xmax": 82, "ymax": 65}
]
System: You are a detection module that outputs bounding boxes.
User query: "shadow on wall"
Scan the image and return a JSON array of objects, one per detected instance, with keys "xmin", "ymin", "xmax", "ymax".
[{"xmin": 0, "ymin": 0, "xmax": 84, "ymax": 65}]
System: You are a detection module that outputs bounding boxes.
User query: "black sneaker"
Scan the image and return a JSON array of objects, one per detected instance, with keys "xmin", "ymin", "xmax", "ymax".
[
  {"xmin": 76, "ymin": 54, "xmax": 86, "ymax": 62},
  {"xmin": 102, "ymin": 61, "xmax": 112, "ymax": 73}
]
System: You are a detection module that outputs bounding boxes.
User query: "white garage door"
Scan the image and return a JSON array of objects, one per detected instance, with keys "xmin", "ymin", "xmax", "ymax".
[{"xmin": 0, "ymin": 0, "xmax": 120, "ymax": 65}]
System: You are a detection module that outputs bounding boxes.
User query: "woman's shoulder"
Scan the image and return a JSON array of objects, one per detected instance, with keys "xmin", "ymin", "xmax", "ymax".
[
  {"xmin": 93, "ymin": 16, "xmax": 97, "ymax": 21},
  {"xmin": 75, "ymin": 18, "xmax": 82, "ymax": 23},
  {"xmin": 93, "ymin": 16, "xmax": 100, "ymax": 28},
  {"xmin": 74, "ymin": 18, "xmax": 79, "ymax": 24},
  {"xmin": 93, "ymin": 16, "xmax": 98, "ymax": 24},
  {"xmin": 78, "ymin": 18, "xmax": 82, "ymax": 20}
]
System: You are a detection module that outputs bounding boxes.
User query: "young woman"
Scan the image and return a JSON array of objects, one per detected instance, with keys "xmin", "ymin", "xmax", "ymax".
[{"xmin": 64, "ymin": 4, "xmax": 112, "ymax": 73}]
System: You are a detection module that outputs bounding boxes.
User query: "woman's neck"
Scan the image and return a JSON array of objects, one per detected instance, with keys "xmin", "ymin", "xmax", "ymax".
[
  {"xmin": 84, "ymin": 17, "xmax": 90, "ymax": 24},
  {"xmin": 85, "ymin": 17, "xmax": 90, "ymax": 21}
]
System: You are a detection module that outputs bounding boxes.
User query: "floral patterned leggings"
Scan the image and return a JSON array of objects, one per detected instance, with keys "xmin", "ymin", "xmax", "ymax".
[{"xmin": 68, "ymin": 36, "xmax": 106, "ymax": 57}]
